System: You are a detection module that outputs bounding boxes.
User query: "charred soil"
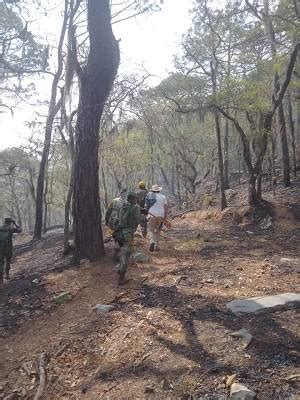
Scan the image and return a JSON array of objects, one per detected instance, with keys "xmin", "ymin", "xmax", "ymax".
[{"xmin": 0, "ymin": 183, "xmax": 299, "ymax": 400}]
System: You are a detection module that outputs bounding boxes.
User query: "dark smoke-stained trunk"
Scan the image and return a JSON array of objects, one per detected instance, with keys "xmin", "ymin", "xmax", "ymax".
[
  {"xmin": 249, "ymin": 172, "xmax": 258, "ymax": 206},
  {"xmin": 278, "ymin": 103, "xmax": 291, "ymax": 186},
  {"xmin": 73, "ymin": 0, "xmax": 119, "ymax": 261}
]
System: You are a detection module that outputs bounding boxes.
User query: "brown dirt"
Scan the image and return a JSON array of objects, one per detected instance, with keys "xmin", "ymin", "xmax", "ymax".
[{"xmin": 0, "ymin": 189, "xmax": 300, "ymax": 400}]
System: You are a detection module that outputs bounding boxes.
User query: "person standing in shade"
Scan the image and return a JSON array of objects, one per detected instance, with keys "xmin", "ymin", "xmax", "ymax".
[
  {"xmin": 136, "ymin": 180, "xmax": 148, "ymax": 238},
  {"xmin": 0, "ymin": 218, "xmax": 22, "ymax": 286},
  {"xmin": 145, "ymin": 184, "xmax": 168, "ymax": 252}
]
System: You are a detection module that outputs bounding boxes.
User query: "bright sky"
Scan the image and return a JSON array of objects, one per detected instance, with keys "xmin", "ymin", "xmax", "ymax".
[{"xmin": 0, "ymin": 0, "xmax": 193, "ymax": 150}]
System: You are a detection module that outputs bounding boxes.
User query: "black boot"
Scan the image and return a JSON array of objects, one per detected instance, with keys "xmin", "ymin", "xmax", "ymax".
[
  {"xmin": 5, "ymin": 263, "xmax": 10, "ymax": 280},
  {"xmin": 149, "ymin": 242, "xmax": 155, "ymax": 252}
]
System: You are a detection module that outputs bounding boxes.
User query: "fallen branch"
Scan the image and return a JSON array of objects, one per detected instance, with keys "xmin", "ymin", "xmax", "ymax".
[
  {"xmin": 103, "ymin": 324, "xmax": 121, "ymax": 337},
  {"xmin": 54, "ymin": 343, "xmax": 69, "ymax": 358},
  {"xmin": 103, "ymin": 383, "xmax": 118, "ymax": 393},
  {"xmin": 34, "ymin": 353, "xmax": 46, "ymax": 400},
  {"xmin": 135, "ymin": 352, "xmax": 151, "ymax": 367},
  {"xmin": 171, "ymin": 209, "xmax": 196, "ymax": 220}
]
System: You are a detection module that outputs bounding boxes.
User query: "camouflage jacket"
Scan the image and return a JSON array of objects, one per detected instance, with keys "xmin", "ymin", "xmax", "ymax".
[
  {"xmin": 0, "ymin": 224, "xmax": 21, "ymax": 249},
  {"xmin": 105, "ymin": 197, "xmax": 123, "ymax": 230},
  {"xmin": 118, "ymin": 202, "xmax": 140, "ymax": 236}
]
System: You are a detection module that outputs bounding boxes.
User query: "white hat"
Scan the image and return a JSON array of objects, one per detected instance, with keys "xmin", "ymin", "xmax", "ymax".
[{"xmin": 151, "ymin": 184, "xmax": 162, "ymax": 192}]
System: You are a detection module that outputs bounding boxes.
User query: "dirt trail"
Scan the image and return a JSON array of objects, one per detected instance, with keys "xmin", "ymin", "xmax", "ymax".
[{"xmin": 0, "ymin": 196, "xmax": 300, "ymax": 399}]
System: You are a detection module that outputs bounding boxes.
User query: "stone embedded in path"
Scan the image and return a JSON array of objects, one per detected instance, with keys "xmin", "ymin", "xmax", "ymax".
[
  {"xmin": 93, "ymin": 304, "xmax": 115, "ymax": 314},
  {"xmin": 230, "ymin": 383, "xmax": 256, "ymax": 399},
  {"xmin": 280, "ymin": 258, "xmax": 300, "ymax": 272},
  {"xmin": 133, "ymin": 252, "xmax": 149, "ymax": 262},
  {"xmin": 227, "ymin": 293, "xmax": 300, "ymax": 315},
  {"xmin": 230, "ymin": 328, "xmax": 253, "ymax": 349}
]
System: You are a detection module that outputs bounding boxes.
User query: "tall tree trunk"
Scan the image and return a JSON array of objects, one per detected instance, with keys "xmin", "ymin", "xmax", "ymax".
[
  {"xmin": 278, "ymin": 103, "xmax": 291, "ymax": 186},
  {"xmin": 237, "ymin": 137, "xmax": 242, "ymax": 184},
  {"xmin": 270, "ymin": 119, "xmax": 277, "ymax": 179},
  {"xmin": 214, "ymin": 113, "xmax": 227, "ymax": 210},
  {"xmin": 43, "ymin": 169, "xmax": 48, "ymax": 234},
  {"xmin": 287, "ymin": 92, "xmax": 297, "ymax": 176},
  {"xmin": 33, "ymin": 0, "xmax": 69, "ymax": 240},
  {"xmin": 9, "ymin": 177, "xmax": 22, "ymax": 228},
  {"xmin": 295, "ymin": 53, "xmax": 300, "ymax": 170},
  {"xmin": 176, "ymin": 162, "xmax": 182, "ymax": 208},
  {"xmin": 101, "ymin": 164, "xmax": 108, "ymax": 208},
  {"xmin": 170, "ymin": 161, "xmax": 175, "ymax": 196},
  {"xmin": 223, "ymin": 117, "xmax": 230, "ymax": 189},
  {"xmin": 263, "ymin": 0, "xmax": 290, "ymax": 185},
  {"xmin": 64, "ymin": 158, "xmax": 75, "ymax": 254},
  {"xmin": 249, "ymin": 173, "xmax": 259, "ymax": 206},
  {"xmin": 257, "ymin": 173, "xmax": 262, "ymax": 200},
  {"xmin": 73, "ymin": 0, "xmax": 119, "ymax": 261}
]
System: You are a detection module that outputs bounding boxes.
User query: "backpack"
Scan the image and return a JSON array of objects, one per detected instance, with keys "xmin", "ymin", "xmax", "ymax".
[
  {"xmin": 108, "ymin": 197, "xmax": 123, "ymax": 230},
  {"xmin": 145, "ymin": 192, "xmax": 157, "ymax": 210},
  {"xmin": 119, "ymin": 203, "xmax": 137, "ymax": 229},
  {"xmin": 0, "ymin": 226, "xmax": 10, "ymax": 248}
]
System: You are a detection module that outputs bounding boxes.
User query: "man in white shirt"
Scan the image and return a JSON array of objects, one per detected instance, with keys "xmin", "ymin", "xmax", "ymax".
[{"xmin": 145, "ymin": 184, "xmax": 168, "ymax": 252}]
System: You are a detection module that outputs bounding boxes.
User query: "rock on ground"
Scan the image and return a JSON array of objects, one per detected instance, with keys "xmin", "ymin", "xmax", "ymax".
[
  {"xmin": 93, "ymin": 304, "xmax": 115, "ymax": 313},
  {"xmin": 227, "ymin": 293, "xmax": 300, "ymax": 315},
  {"xmin": 230, "ymin": 328, "xmax": 253, "ymax": 349},
  {"xmin": 230, "ymin": 383, "xmax": 256, "ymax": 399},
  {"xmin": 133, "ymin": 252, "xmax": 149, "ymax": 262}
]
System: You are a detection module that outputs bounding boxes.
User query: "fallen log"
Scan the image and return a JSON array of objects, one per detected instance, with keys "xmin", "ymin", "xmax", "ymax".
[{"xmin": 34, "ymin": 353, "xmax": 46, "ymax": 400}]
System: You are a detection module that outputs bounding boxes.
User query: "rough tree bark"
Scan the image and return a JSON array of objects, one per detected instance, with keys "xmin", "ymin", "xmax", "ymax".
[
  {"xmin": 295, "ymin": 54, "xmax": 300, "ymax": 170},
  {"xmin": 278, "ymin": 101, "xmax": 291, "ymax": 186},
  {"xmin": 73, "ymin": 0, "xmax": 119, "ymax": 261},
  {"xmin": 215, "ymin": 113, "xmax": 227, "ymax": 209},
  {"xmin": 287, "ymin": 92, "xmax": 297, "ymax": 176},
  {"xmin": 223, "ymin": 118, "xmax": 230, "ymax": 189},
  {"xmin": 211, "ymin": 45, "xmax": 227, "ymax": 209}
]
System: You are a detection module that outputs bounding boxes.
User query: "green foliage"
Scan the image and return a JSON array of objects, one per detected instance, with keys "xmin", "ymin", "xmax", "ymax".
[{"xmin": 0, "ymin": 2, "xmax": 48, "ymax": 98}]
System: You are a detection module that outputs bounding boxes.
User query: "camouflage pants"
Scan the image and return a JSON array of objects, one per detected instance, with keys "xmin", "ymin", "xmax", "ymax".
[
  {"xmin": 112, "ymin": 239, "xmax": 121, "ymax": 261},
  {"xmin": 116, "ymin": 235, "xmax": 134, "ymax": 275},
  {"xmin": 0, "ymin": 246, "xmax": 12, "ymax": 281},
  {"xmin": 140, "ymin": 215, "xmax": 148, "ymax": 238}
]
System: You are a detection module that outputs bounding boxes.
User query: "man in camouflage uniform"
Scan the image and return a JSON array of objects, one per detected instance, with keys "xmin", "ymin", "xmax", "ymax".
[
  {"xmin": 114, "ymin": 192, "xmax": 140, "ymax": 285},
  {"xmin": 105, "ymin": 189, "xmax": 127, "ymax": 261},
  {"xmin": 136, "ymin": 180, "xmax": 148, "ymax": 238},
  {"xmin": 0, "ymin": 218, "xmax": 22, "ymax": 286}
]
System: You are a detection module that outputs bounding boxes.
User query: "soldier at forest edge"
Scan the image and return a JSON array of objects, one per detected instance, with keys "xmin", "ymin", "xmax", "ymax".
[
  {"xmin": 105, "ymin": 188, "xmax": 127, "ymax": 261},
  {"xmin": 113, "ymin": 192, "xmax": 140, "ymax": 285},
  {"xmin": 0, "ymin": 218, "xmax": 22, "ymax": 286}
]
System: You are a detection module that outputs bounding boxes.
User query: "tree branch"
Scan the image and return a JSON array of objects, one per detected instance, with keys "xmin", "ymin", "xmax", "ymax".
[{"xmin": 272, "ymin": 42, "xmax": 300, "ymax": 114}]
